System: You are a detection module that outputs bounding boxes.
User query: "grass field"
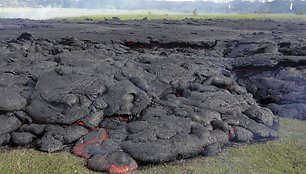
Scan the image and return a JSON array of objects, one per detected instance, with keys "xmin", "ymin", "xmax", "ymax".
[
  {"xmin": 0, "ymin": 8, "xmax": 306, "ymax": 21},
  {"xmin": 70, "ymin": 13, "xmax": 306, "ymax": 21},
  {"xmin": 0, "ymin": 118, "xmax": 305, "ymax": 174}
]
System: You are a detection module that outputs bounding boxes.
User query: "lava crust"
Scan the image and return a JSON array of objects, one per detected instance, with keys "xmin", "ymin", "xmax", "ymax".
[{"xmin": 0, "ymin": 18, "xmax": 305, "ymax": 173}]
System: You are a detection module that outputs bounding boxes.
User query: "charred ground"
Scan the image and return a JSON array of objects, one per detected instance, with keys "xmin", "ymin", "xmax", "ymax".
[{"xmin": 0, "ymin": 18, "xmax": 305, "ymax": 173}]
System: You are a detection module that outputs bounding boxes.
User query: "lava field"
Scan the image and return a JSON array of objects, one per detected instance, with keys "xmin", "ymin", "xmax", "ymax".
[{"xmin": 0, "ymin": 19, "xmax": 305, "ymax": 173}]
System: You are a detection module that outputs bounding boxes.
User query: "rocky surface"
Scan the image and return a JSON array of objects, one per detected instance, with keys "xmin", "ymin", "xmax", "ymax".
[{"xmin": 0, "ymin": 18, "xmax": 305, "ymax": 173}]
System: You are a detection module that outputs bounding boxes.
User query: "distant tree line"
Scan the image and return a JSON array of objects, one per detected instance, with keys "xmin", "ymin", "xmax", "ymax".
[{"xmin": 1, "ymin": 0, "xmax": 305, "ymax": 14}]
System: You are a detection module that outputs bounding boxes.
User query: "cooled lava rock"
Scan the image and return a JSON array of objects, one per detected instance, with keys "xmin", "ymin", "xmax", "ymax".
[{"xmin": 1, "ymin": 24, "xmax": 305, "ymax": 173}]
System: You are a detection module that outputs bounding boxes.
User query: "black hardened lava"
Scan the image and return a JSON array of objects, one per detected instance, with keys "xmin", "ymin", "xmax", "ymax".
[
  {"xmin": 1, "ymin": 30, "xmax": 305, "ymax": 174},
  {"xmin": 231, "ymin": 58, "xmax": 306, "ymax": 120}
]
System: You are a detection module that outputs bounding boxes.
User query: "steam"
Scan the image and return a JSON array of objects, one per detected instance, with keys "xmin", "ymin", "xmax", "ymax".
[
  {"xmin": 0, "ymin": 0, "xmax": 305, "ymax": 20},
  {"xmin": 0, "ymin": 6, "xmax": 61, "ymax": 20},
  {"xmin": 0, "ymin": 8, "xmax": 134, "ymax": 20}
]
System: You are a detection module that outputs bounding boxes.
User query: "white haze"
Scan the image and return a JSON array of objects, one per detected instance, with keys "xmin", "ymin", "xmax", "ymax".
[
  {"xmin": 0, "ymin": 0, "xmax": 301, "ymax": 20},
  {"xmin": 0, "ymin": 7, "xmax": 140, "ymax": 20}
]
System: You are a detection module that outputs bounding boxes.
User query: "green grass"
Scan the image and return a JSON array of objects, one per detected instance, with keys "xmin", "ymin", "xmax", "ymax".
[
  {"xmin": 0, "ymin": 118, "xmax": 305, "ymax": 174},
  {"xmin": 69, "ymin": 13, "xmax": 306, "ymax": 21},
  {"xmin": 0, "ymin": 149, "xmax": 96, "ymax": 174}
]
